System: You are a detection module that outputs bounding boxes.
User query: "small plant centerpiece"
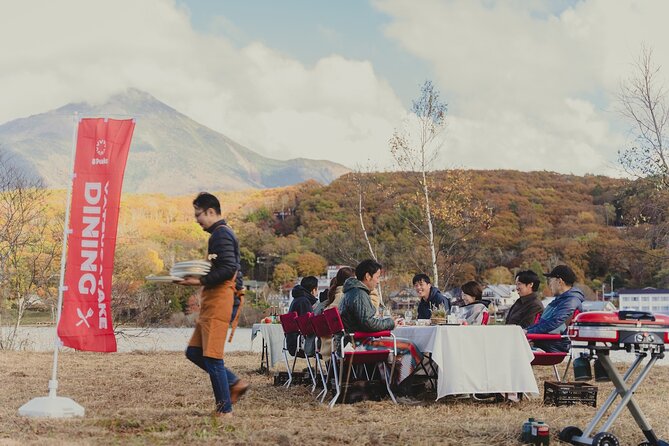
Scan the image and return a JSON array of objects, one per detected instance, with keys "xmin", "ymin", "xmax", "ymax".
[{"xmin": 430, "ymin": 304, "xmax": 447, "ymax": 325}]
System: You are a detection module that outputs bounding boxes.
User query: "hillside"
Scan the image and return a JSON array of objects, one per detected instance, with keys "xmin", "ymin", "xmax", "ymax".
[
  {"xmin": 93, "ymin": 169, "xmax": 665, "ymax": 292},
  {"xmin": 5, "ymin": 169, "xmax": 667, "ymax": 323},
  {"xmin": 0, "ymin": 89, "xmax": 350, "ymax": 194}
]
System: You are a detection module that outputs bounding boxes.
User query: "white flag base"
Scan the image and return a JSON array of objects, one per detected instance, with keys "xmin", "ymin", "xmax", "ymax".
[{"xmin": 18, "ymin": 395, "xmax": 85, "ymax": 418}]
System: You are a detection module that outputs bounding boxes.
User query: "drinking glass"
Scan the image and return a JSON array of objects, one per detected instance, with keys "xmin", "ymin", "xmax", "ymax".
[{"xmin": 404, "ymin": 309, "xmax": 413, "ymax": 323}]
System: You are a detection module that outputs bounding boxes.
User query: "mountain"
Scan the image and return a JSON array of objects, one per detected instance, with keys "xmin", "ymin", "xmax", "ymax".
[{"xmin": 0, "ymin": 89, "xmax": 350, "ymax": 194}]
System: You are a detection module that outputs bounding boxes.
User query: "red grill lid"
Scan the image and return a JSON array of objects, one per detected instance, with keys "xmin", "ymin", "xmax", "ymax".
[{"xmin": 574, "ymin": 310, "xmax": 669, "ymax": 327}]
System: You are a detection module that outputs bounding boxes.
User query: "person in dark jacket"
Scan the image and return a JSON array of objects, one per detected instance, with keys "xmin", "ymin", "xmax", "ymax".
[
  {"xmin": 413, "ymin": 273, "xmax": 450, "ymax": 319},
  {"xmin": 526, "ymin": 265, "xmax": 584, "ymax": 353},
  {"xmin": 339, "ymin": 259, "xmax": 395, "ymax": 333},
  {"xmin": 178, "ymin": 192, "xmax": 248, "ymax": 418},
  {"xmin": 286, "ymin": 276, "xmax": 319, "ymax": 355},
  {"xmin": 506, "ymin": 270, "xmax": 544, "ymax": 328}
]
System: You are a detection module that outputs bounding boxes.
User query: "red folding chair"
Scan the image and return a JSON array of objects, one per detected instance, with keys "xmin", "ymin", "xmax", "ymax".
[
  {"xmin": 322, "ymin": 307, "xmax": 397, "ymax": 408},
  {"xmin": 481, "ymin": 311, "xmax": 490, "ymax": 325},
  {"xmin": 295, "ymin": 312, "xmax": 317, "ymax": 391},
  {"xmin": 311, "ymin": 313, "xmax": 334, "ymax": 402},
  {"xmin": 279, "ymin": 311, "xmax": 312, "ymax": 388},
  {"xmin": 526, "ymin": 310, "xmax": 580, "ymax": 382}
]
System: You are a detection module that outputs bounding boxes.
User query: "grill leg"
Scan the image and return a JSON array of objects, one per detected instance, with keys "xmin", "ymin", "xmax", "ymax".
[
  {"xmin": 598, "ymin": 352, "xmax": 657, "ymax": 434},
  {"xmin": 576, "ymin": 351, "xmax": 644, "ymax": 441}
]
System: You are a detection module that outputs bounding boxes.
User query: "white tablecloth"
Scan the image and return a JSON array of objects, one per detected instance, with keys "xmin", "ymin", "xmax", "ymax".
[
  {"xmin": 251, "ymin": 323, "xmax": 284, "ymax": 368},
  {"xmin": 394, "ymin": 325, "xmax": 539, "ymax": 399}
]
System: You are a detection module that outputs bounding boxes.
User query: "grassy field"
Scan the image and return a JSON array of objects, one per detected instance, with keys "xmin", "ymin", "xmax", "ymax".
[{"xmin": 1, "ymin": 350, "xmax": 668, "ymax": 445}]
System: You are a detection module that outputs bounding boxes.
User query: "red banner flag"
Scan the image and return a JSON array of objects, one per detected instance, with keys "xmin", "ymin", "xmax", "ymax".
[{"xmin": 57, "ymin": 118, "xmax": 135, "ymax": 352}]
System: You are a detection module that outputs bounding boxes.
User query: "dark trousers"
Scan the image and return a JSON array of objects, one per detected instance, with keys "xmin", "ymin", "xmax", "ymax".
[{"xmin": 186, "ymin": 346, "xmax": 238, "ymax": 413}]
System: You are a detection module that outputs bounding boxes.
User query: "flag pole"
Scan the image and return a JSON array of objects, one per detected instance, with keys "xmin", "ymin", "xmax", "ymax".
[{"xmin": 18, "ymin": 112, "xmax": 85, "ymax": 418}]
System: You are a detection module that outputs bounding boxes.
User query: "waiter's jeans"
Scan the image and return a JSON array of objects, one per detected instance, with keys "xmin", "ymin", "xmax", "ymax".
[{"xmin": 186, "ymin": 346, "xmax": 239, "ymax": 413}]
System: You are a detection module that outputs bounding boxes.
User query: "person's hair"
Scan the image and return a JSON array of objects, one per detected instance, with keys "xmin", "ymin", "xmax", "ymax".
[
  {"xmin": 412, "ymin": 273, "xmax": 431, "ymax": 285},
  {"xmin": 326, "ymin": 266, "xmax": 355, "ymax": 305},
  {"xmin": 192, "ymin": 192, "xmax": 221, "ymax": 215},
  {"xmin": 355, "ymin": 259, "xmax": 383, "ymax": 281},
  {"xmin": 300, "ymin": 276, "xmax": 319, "ymax": 293},
  {"xmin": 515, "ymin": 270, "xmax": 540, "ymax": 292},
  {"xmin": 461, "ymin": 281, "xmax": 483, "ymax": 301}
]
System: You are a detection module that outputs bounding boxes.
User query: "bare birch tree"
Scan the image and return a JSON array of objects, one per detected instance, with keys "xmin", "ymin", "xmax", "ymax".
[
  {"xmin": 349, "ymin": 165, "xmax": 387, "ymax": 306},
  {"xmin": 390, "ymin": 81, "xmax": 447, "ymax": 287},
  {"xmin": 618, "ymin": 45, "xmax": 669, "ymax": 188}
]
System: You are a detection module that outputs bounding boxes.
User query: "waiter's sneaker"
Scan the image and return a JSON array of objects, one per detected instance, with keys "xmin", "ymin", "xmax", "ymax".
[{"xmin": 230, "ymin": 380, "xmax": 250, "ymax": 404}]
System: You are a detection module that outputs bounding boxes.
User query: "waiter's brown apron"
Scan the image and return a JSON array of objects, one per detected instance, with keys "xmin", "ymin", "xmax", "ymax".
[{"xmin": 188, "ymin": 275, "xmax": 236, "ymax": 359}]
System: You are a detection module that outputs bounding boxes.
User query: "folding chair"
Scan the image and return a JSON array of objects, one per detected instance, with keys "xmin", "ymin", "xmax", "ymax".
[
  {"xmin": 278, "ymin": 311, "xmax": 314, "ymax": 388},
  {"xmin": 295, "ymin": 312, "xmax": 317, "ymax": 391},
  {"xmin": 322, "ymin": 307, "xmax": 397, "ymax": 408},
  {"xmin": 526, "ymin": 309, "xmax": 580, "ymax": 382},
  {"xmin": 311, "ymin": 313, "xmax": 333, "ymax": 402}
]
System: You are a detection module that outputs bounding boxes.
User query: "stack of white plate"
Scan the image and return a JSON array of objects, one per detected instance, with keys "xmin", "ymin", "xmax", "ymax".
[{"xmin": 170, "ymin": 260, "xmax": 212, "ymax": 278}]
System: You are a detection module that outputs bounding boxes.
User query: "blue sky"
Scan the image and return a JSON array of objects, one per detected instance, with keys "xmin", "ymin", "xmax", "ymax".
[
  {"xmin": 179, "ymin": 0, "xmax": 432, "ymax": 106},
  {"xmin": 2, "ymin": 0, "xmax": 669, "ymax": 176}
]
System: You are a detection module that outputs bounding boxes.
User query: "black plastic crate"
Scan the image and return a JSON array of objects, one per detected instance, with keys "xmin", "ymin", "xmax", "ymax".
[
  {"xmin": 543, "ymin": 381, "xmax": 597, "ymax": 407},
  {"xmin": 273, "ymin": 371, "xmax": 308, "ymax": 386}
]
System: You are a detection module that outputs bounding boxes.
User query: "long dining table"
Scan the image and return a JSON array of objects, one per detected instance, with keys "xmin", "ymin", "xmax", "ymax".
[
  {"xmin": 252, "ymin": 322, "xmax": 539, "ymax": 400},
  {"xmin": 393, "ymin": 324, "xmax": 539, "ymax": 400}
]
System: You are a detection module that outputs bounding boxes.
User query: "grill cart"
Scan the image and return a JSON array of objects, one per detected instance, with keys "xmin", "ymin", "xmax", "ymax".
[{"xmin": 559, "ymin": 310, "xmax": 669, "ymax": 446}]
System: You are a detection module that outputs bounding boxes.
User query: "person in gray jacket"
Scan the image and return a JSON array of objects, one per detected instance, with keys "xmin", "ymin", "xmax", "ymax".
[{"xmin": 339, "ymin": 259, "xmax": 395, "ymax": 333}]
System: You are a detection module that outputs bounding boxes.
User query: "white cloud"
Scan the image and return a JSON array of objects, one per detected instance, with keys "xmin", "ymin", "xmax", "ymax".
[
  {"xmin": 4, "ymin": 0, "xmax": 669, "ymax": 177},
  {"xmin": 0, "ymin": 0, "xmax": 405, "ymax": 169},
  {"xmin": 373, "ymin": 0, "xmax": 669, "ymax": 176}
]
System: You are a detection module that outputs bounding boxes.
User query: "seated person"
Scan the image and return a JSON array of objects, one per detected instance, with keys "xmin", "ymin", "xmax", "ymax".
[
  {"xmin": 458, "ymin": 281, "xmax": 489, "ymax": 325},
  {"xmin": 339, "ymin": 260, "xmax": 395, "ymax": 333},
  {"xmin": 313, "ymin": 266, "xmax": 355, "ymax": 357},
  {"xmin": 340, "ymin": 259, "xmax": 421, "ymax": 385},
  {"xmin": 506, "ymin": 270, "xmax": 544, "ymax": 329},
  {"xmin": 286, "ymin": 275, "xmax": 318, "ymax": 355},
  {"xmin": 413, "ymin": 273, "xmax": 451, "ymax": 319},
  {"xmin": 525, "ymin": 265, "xmax": 584, "ymax": 353}
]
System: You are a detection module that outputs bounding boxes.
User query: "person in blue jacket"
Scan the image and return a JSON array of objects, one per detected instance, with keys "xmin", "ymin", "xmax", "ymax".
[
  {"xmin": 525, "ymin": 265, "xmax": 584, "ymax": 352},
  {"xmin": 413, "ymin": 273, "xmax": 451, "ymax": 319}
]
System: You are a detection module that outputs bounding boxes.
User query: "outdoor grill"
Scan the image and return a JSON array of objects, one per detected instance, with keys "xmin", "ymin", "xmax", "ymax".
[{"xmin": 559, "ymin": 310, "xmax": 669, "ymax": 446}]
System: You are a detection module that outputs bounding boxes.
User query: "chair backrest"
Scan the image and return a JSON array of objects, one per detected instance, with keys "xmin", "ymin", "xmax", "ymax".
[
  {"xmin": 323, "ymin": 307, "xmax": 345, "ymax": 336},
  {"xmin": 481, "ymin": 311, "xmax": 490, "ymax": 325},
  {"xmin": 311, "ymin": 313, "xmax": 331, "ymax": 338},
  {"xmin": 296, "ymin": 312, "xmax": 315, "ymax": 336},
  {"xmin": 279, "ymin": 311, "xmax": 299, "ymax": 334},
  {"xmin": 566, "ymin": 309, "xmax": 581, "ymax": 326}
]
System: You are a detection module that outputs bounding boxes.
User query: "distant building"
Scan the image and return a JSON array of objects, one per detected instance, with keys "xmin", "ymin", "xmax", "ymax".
[
  {"xmin": 388, "ymin": 287, "xmax": 419, "ymax": 311},
  {"xmin": 483, "ymin": 284, "xmax": 517, "ymax": 310},
  {"xmin": 618, "ymin": 288, "xmax": 669, "ymax": 314},
  {"xmin": 582, "ymin": 301, "xmax": 617, "ymax": 312}
]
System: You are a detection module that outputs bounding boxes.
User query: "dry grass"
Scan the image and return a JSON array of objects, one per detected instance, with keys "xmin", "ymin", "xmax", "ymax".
[{"xmin": 1, "ymin": 351, "xmax": 668, "ymax": 445}]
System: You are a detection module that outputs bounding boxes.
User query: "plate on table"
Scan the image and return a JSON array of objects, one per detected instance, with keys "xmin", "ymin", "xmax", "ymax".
[{"xmin": 145, "ymin": 275, "xmax": 184, "ymax": 282}]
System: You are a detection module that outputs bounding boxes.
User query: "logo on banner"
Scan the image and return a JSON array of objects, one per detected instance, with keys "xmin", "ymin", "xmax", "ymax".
[
  {"xmin": 76, "ymin": 307, "xmax": 94, "ymax": 328},
  {"xmin": 93, "ymin": 139, "xmax": 109, "ymax": 165}
]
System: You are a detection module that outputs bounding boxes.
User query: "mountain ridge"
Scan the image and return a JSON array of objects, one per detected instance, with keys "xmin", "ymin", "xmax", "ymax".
[{"xmin": 0, "ymin": 89, "xmax": 350, "ymax": 194}]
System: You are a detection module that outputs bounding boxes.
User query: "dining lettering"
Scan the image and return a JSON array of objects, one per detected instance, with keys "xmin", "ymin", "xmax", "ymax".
[{"xmin": 77, "ymin": 181, "xmax": 110, "ymax": 330}]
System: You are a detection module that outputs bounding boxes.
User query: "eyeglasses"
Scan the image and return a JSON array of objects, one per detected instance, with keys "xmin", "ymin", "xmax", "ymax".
[{"xmin": 194, "ymin": 209, "xmax": 206, "ymax": 218}]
